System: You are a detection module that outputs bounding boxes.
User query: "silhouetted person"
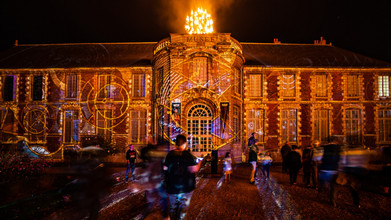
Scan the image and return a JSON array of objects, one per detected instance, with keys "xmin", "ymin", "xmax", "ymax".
[
  {"xmin": 286, "ymin": 145, "xmax": 302, "ymax": 185},
  {"xmin": 338, "ymin": 147, "xmax": 369, "ymax": 208},
  {"xmin": 163, "ymin": 134, "xmax": 202, "ymax": 220},
  {"xmin": 319, "ymin": 143, "xmax": 341, "ymax": 207},
  {"xmin": 125, "ymin": 144, "xmax": 137, "ymax": 181},
  {"xmin": 249, "ymin": 146, "xmax": 258, "ymax": 184},
  {"xmin": 77, "ymin": 149, "xmax": 110, "ymax": 219},
  {"xmin": 138, "ymin": 142, "xmax": 169, "ymax": 218},
  {"xmin": 302, "ymin": 145, "xmax": 317, "ymax": 188},
  {"xmin": 280, "ymin": 141, "xmax": 291, "ymax": 173},
  {"xmin": 248, "ymin": 132, "xmax": 257, "ymax": 147}
]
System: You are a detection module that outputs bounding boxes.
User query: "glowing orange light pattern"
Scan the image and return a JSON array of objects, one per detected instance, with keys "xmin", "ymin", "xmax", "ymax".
[{"xmin": 185, "ymin": 7, "xmax": 214, "ymax": 34}]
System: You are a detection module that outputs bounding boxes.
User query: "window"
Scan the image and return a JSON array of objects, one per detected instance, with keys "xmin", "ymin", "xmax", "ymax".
[
  {"xmin": 132, "ymin": 74, "xmax": 145, "ymax": 97},
  {"xmin": 157, "ymin": 67, "xmax": 164, "ymax": 95},
  {"xmin": 315, "ymin": 74, "xmax": 327, "ymax": 97},
  {"xmin": 2, "ymin": 75, "xmax": 16, "ymax": 101},
  {"xmin": 193, "ymin": 57, "xmax": 208, "ymax": 87},
  {"xmin": 379, "ymin": 75, "xmax": 390, "ymax": 97},
  {"xmin": 346, "ymin": 74, "xmax": 360, "ymax": 97},
  {"xmin": 98, "ymin": 75, "xmax": 111, "ymax": 98},
  {"xmin": 216, "ymin": 63, "xmax": 230, "ymax": 95},
  {"xmin": 233, "ymin": 106, "xmax": 240, "ymax": 142},
  {"xmin": 66, "ymin": 74, "xmax": 78, "ymax": 99},
  {"xmin": 281, "ymin": 109, "xmax": 297, "ymax": 143},
  {"xmin": 25, "ymin": 108, "xmax": 45, "ymax": 142},
  {"xmin": 187, "ymin": 104, "xmax": 213, "ymax": 152},
  {"xmin": 0, "ymin": 108, "xmax": 17, "ymax": 142},
  {"xmin": 247, "ymin": 109, "xmax": 265, "ymax": 143},
  {"xmin": 249, "ymin": 74, "xmax": 262, "ymax": 97},
  {"xmin": 281, "ymin": 74, "xmax": 296, "ymax": 97},
  {"xmin": 314, "ymin": 109, "xmax": 329, "ymax": 143},
  {"xmin": 345, "ymin": 109, "xmax": 362, "ymax": 145},
  {"xmin": 378, "ymin": 109, "xmax": 391, "ymax": 142},
  {"xmin": 32, "ymin": 75, "xmax": 44, "ymax": 101},
  {"xmin": 96, "ymin": 109, "xmax": 112, "ymax": 142},
  {"xmin": 131, "ymin": 110, "xmax": 147, "ymax": 144},
  {"xmin": 64, "ymin": 110, "xmax": 79, "ymax": 143},
  {"xmin": 233, "ymin": 68, "xmax": 241, "ymax": 95}
]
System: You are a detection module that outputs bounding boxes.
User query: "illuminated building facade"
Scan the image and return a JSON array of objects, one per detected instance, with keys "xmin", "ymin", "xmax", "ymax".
[{"xmin": 0, "ymin": 33, "xmax": 390, "ymax": 158}]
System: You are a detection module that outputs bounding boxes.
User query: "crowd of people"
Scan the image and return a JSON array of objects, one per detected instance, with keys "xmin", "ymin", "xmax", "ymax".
[
  {"xmin": 278, "ymin": 139, "xmax": 367, "ymax": 208},
  {"xmin": 248, "ymin": 133, "xmax": 366, "ymax": 209},
  {"xmin": 120, "ymin": 132, "xmax": 370, "ymax": 219}
]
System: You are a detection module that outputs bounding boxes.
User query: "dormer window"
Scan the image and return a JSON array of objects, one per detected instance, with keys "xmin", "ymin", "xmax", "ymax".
[
  {"xmin": 32, "ymin": 75, "xmax": 44, "ymax": 101},
  {"xmin": 2, "ymin": 75, "xmax": 16, "ymax": 101}
]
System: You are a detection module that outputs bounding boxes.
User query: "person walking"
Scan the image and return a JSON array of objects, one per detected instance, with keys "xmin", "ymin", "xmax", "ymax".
[
  {"xmin": 137, "ymin": 141, "xmax": 170, "ymax": 219},
  {"xmin": 249, "ymin": 146, "xmax": 258, "ymax": 184},
  {"xmin": 125, "ymin": 144, "xmax": 137, "ymax": 182},
  {"xmin": 223, "ymin": 152, "xmax": 233, "ymax": 183},
  {"xmin": 302, "ymin": 145, "xmax": 317, "ymax": 188},
  {"xmin": 163, "ymin": 134, "xmax": 202, "ymax": 220},
  {"xmin": 286, "ymin": 145, "xmax": 302, "ymax": 185},
  {"xmin": 260, "ymin": 151, "xmax": 273, "ymax": 179},
  {"xmin": 280, "ymin": 141, "xmax": 291, "ymax": 173},
  {"xmin": 248, "ymin": 132, "xmax": 257, "ymax": 147},
  {"xmin": 318, "ymin": 142, "xmax": 341, "ymax": 207}
]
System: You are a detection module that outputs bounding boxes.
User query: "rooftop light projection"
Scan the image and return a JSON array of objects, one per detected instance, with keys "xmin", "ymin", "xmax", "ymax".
[{"xmin": 185, "ymin": 7, "xmax": 214, "ymax": 34}]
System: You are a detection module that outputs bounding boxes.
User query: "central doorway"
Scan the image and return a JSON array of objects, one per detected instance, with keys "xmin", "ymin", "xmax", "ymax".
[{"xmin": 187, "ymin": 104, "xmax": 213, "ymax": 152}]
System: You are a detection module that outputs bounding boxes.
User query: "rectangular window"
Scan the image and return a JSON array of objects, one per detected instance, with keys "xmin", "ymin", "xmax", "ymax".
[
  {"xmin": 315, "ymin": 74, "xmax": 327, "ymax": 97},
  {"xmin": 64, "ymin": 110, "xmax": 79, "ymax": 143},
  {"xmin": 132, "ymin": 74, "xmax": 146, "ymax": 97},
  {"xmin": 32, "ymin": 75, "xmax": 43, "ymax": 101},
  {"xmin": 131, "ymin": 110, "xmax": 147, "ymax": 144},
  {"xmin": 98, "ymin": 75, "xmax": 111, "ymax": 98},
  {"xmin": 281, "ymin": 74, "xmax": 296, "ymax": 97},
  {"xmin": 232, "ymin": 106, "xmax": 240, "ymax": 142},
  {"xmin": 314, "ymin": 109, "xmax": 329, "ymax": 143},
  {"xmin": 96, "ymin": 109, "xmax": 112, "ymax": 142},
  {"xmin": 158, "ymin": 67, "xmax": 164, "ymax": 95},
  {"xmin": 379, "ymin": 75, "xmax": 390, "ymax": 97},
  {"xmin": 378, "ymin": 109, "xmax": 391, "ymax": 142},
  {"xmin": 0, "ymin": 108, "xmax": 17, "ymax": 142},
  {"xmin": 347, "ymin": 74, "xmax": 360, "ymax": 97},
  {"xmin": 281, "ymin": 109, "xmax": 297, "ymax": 143},
  {"xmin": 193, "ymin": 57, "xmax": 208, "ymax": 87},
  {"xmin": 2, "ymin": 75, "xmax": 16, "ymax": 101},
  {"xmin": 233, "ymin": 68, "xmax": 241, "ymax": 95},
  {"xmin": 247, "ymin": 109, "xmax": 265, "ymax": 143},
  {"xmin": 249, "ymin": 74, "xmax": 262, "ymax": 97},
  {"xmin": 66, "ymin": 74, "xmax": 78, "ymax": 99},
  {"xmin": 345, "ymin": 109, "xmax": 362, "ymax": 145},
  {"xmin": 26, "ymin": 109, "xmax": 44, "ymax": 142}
]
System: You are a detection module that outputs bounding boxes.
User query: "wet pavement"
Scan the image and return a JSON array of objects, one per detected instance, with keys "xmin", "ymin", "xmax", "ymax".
[
  {"xmin": 98, "ymin": 164, "xmax": 391, "ymax": 219},
  {"xmin": 2, "ymin": 164, "xmax": 391, "ymax": 219}
]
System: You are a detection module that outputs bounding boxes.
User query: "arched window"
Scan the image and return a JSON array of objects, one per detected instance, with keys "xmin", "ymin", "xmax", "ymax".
[{"xmin": 187, "ymin": 104, "xmax": 213, "ymax": 152}]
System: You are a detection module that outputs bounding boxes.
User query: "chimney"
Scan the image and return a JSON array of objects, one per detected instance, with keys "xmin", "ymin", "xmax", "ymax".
[
  {"xmin": 14, "ymin": 40, "xmax": 18, "ymax": 46},
  {"xmin": 273, "ymin": 38, "xmax": 281, "ymax": 44},
  {"xmin": 314, "ymin": 37, "xmax": 326, "ymax": 45}
]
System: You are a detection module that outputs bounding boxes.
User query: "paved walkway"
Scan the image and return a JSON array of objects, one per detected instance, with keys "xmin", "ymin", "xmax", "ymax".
[
  {"xmin": 37, "ymin": 163, "xmax": 391, "ymax": 220},
  {"xmin": 98, "ymin": 163, "xmax": 391, "ymax": 220}
]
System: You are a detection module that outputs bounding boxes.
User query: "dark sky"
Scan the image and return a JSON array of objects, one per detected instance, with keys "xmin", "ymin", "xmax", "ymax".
[{"xmin": 1, "ymin": 0, "xmax": 390, "ymax": 62}]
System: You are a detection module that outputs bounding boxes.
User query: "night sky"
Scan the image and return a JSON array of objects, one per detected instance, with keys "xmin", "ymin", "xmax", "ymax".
[{"xmin": 1, "ymin": 0, "xmax": 390, "ymax": 62}]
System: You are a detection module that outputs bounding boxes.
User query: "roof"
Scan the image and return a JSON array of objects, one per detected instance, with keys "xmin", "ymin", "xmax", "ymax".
[
  {"xmin": 241, "ymin": 43, "xmax": 391, "ymax": 68},
  {"xmin": 0, "ymin": 41, "xmax": 390, "ymax": 69},
  {"xmin": 0, "ymin": 42, "xmax": 155, "ymax": 69}
]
